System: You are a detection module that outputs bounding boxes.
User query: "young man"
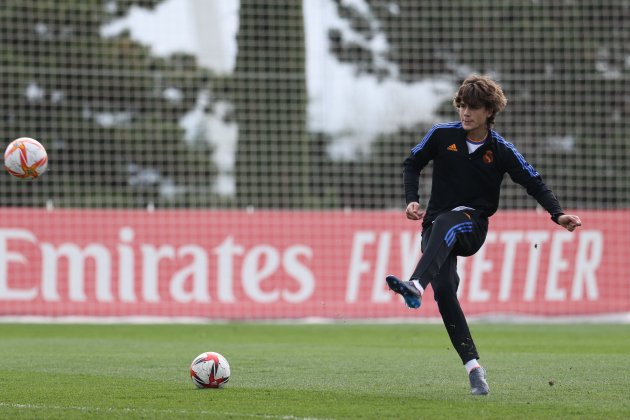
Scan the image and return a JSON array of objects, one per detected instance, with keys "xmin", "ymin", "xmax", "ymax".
[{"xmin": 385, "ymin": 75, "xmax": 582, "ymax": 395}]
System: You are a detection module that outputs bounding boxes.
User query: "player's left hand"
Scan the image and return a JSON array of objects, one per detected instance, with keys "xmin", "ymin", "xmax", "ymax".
[{"xmin": 558, "ymin": 214, "xmax": 582, "ymax": 232}]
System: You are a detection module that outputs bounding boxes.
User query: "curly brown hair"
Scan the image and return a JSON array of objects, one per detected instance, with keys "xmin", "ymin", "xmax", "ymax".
[{"xmin": 452, "ymin": 75, "xmax": 508, "ymax": 127}]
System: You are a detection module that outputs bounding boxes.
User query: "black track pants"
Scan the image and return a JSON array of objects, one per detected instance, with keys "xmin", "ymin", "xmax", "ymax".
[{"xmin": 411, "ymin": 210, "xmax": 488, "ymax": 364}]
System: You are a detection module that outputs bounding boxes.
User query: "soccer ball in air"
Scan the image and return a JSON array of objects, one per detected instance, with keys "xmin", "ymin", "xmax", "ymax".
[
  {"xmin": 4, "ymin": 137, "xmax": 48, "ymax": 179},
  {"xmin": 190, "ymin": 352, "xmax": 231, "ymax": 388}
]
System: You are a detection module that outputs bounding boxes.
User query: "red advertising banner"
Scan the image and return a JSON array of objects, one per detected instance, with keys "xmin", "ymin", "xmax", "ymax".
[{"xmin": 0, "ymin": 209, "xmax": 628, "ymax": 319}]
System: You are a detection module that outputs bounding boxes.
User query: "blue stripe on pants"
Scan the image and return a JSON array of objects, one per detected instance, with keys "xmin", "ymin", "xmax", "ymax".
[{"xmin": 444, "ymin": 222, "xmax": 474, "ymax": 246}]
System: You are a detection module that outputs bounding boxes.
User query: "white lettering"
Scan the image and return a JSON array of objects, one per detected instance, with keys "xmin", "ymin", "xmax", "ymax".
[
  {"xmin": 41, "ymin": 243, "xmax": 112, "ymax": 302},
  {"xmin": 282, "ymin": 245, "xmax": 315, "ymax": 303},
  {"xmin": 545, "ymin": 231, "xmax": 573, "ymax": 301},
  {"xmin": 141, "ymin": 245, "xmax": 175, "ymax": 302},
  {"xmin": 372, "ymin": 232, "xmax": 392, "ymax": 303},
  {"xmin": 214, "ymin": 236, "xmax": 243, "ymax": 303},
  {"xmin": 498, "ymin": 231, "xmax": 523, "ymax": 302},
  {"xmin": 242, "ymin": 245, "xmax": 280, "ymax": 303},
  {"xmin": 0, "ymin": 224, "xmax": 609, "ymax": 309},
  {"xmin": 345, "ymin": 232, "xmax": 375, "ymax": 303},
  {"xmin": 170, "ymin": 245, "xmax": 209, "ymax": 303},
  {"xmin": 468, "ymin": 232, "xmax": 495, "ymax": 302},
  {"xmin": 571, "ymin": 231, "xmax": 602, "ymax": 300},
  {"xmin": 523, "ymin": 231, "xmax": 549, "ymax": 301},
  {"xmin": 118, "ymin": 227, "xmax": 136, "ymax": 302},
  {"xmin": 0, "ymin": 229, "xmax": 38, "ymax": 300},
  {"xmin": 400, "ymin": 231, "xmax": 422, "ymax": 280}
]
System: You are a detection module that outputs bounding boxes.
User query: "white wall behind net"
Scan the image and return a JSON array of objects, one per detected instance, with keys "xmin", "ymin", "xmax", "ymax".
[{"xmin": 3, "ymin": 0, "xmax": 628, "ymax": 210}]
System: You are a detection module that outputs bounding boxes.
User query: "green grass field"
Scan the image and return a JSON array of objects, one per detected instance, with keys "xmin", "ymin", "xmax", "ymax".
[{"xmin": 0, "ymin": 323, "xmax": 629, "ymax": 419}]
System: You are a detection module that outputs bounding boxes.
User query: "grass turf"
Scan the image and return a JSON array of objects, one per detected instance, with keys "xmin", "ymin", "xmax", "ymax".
[{"xmin": 0, "ymin": 323, "xmax": 629, "ymax": 419}]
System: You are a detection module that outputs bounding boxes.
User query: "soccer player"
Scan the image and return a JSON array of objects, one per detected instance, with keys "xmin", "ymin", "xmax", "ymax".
[{"xmin": 385, "ymin": 75, "xmax": 582, "ymax": 395}]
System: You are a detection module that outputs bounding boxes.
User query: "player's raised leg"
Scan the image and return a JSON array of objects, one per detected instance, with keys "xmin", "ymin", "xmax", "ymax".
[{"xmin": 385, "ymin": 275, "xmax": 422, "ymax": 309}]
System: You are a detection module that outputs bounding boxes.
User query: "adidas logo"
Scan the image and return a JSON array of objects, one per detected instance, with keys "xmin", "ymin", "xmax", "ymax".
[{"xmin": 447, "ymin": 143, "xmax": 458, "ymax": 152}]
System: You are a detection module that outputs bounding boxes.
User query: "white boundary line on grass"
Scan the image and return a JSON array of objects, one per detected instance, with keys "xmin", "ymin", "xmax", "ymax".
[{"xmin": 0, "ymin": 402, "xmax": 333, "ymax": 420}]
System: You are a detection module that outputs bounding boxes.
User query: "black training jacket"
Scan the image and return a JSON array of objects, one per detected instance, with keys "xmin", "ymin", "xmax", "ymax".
[{"xmin": 403, "ymin": 122, "xmax": 563, "ymax": 229}]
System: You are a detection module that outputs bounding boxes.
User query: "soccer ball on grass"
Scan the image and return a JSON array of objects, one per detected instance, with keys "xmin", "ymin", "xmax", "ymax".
[
  {"xmin": 190, "ymin": 352, "xmax": 230, "ymax": 388},
  {"xmin": 4, "ymin": 137, "xmax": 48, "ymax": 179}
]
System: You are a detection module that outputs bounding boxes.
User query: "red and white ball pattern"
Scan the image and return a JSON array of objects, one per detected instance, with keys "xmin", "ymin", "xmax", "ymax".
[
  {"xmin": 190, "ymin": 352, "xmax": 231, "ymax": 388},
  {"xmin": 4, "ymin": 137, "xmax": 48, "ymax": 179}
]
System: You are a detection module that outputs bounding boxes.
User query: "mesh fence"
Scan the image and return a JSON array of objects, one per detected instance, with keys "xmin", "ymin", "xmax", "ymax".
[{"xmin": 1, "ymin": 0, "xmax": 629, "ymax": 319}]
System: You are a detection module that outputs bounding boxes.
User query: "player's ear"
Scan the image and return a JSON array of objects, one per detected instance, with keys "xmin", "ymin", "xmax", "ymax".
[{"xmin": 486, "ymin": 109, "xmax": 494, "ymax": 124}]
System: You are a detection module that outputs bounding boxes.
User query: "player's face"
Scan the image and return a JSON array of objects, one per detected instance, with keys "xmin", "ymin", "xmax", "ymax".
[{"xmin": 458, "ymin": 104, "xmax": 492, "ymax": 137}]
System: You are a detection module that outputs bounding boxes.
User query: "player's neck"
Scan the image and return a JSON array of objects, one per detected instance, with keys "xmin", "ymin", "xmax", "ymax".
[{"xmin": 466, "ymin": 127, "xmax": 489, "ymax": 143}]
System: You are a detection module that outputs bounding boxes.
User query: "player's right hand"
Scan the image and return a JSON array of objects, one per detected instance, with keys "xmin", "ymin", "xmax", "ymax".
[{"xmin": 406, "ymin": 202, "xmax": 425, "ymax": 221}]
